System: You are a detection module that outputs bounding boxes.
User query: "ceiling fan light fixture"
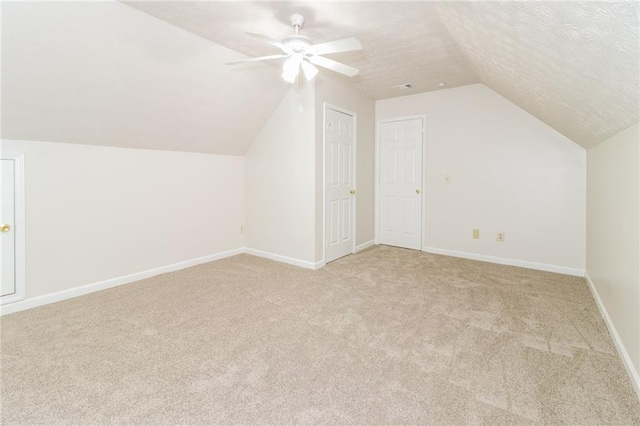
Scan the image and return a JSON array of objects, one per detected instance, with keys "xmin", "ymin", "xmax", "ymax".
[
  {"xmin": 301, "ymin": 61, "xmax": 319, "ymax": 81},
  {"xmin": 282, "ymin": 55, "xmax": 301, "ymax": 83}
]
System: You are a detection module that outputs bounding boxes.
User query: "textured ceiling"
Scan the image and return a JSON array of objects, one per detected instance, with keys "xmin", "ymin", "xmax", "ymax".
[
  {"xmin": 3, "ymin": 1, "xmax": 638, "ymax": 151},
  {"xmin": 437, "ymin": 1, "xmax": 640, "ymax": 149},
  {"xmin": 124, "ymin": 0, "xmax": 640, "ymax": 149},
  {"xmin": 122, "ymin": 1, "xmax": 479, "ymax": 100}
]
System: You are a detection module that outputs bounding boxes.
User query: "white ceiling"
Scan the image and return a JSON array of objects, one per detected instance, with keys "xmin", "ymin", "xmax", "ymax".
[
  {"xmin": 124, "ymin": 0, "xmax": 640, "ymax": 149},
  {"xmin": 2, "ymin": 1, "xmax": 638, "ymax": 152},
  {"xmin": 437, "ymin": 1, "xmax": 640, "ymax": 149},
  {"xmin": 123, "ymin": 1, "xmax": 479, "ymax": 100},
  {"xmin": 1, "ymin": 1, "xmax": 288, "ymax": 155}
]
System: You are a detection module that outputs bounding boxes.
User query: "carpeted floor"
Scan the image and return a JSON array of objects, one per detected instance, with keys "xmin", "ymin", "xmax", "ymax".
[{"xmin": 1, "ymin": 245, "xmax": 639, "ymax": 425}]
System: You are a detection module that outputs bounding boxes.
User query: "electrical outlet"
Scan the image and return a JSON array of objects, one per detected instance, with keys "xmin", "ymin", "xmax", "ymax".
[
  {"xmin": 472, "ymin": 229, "xmax": 480, "ymax": 239},
  {"xmin": 240, "ymin": 226, "xmax": 244, "ymax": 233},
  {"xmin": 445, "ymin": 174, "xmax": 451, "ymax": 184},
  {"xmin": 497, "ymin": 232, "xmax": 505, "ymax": 242}
]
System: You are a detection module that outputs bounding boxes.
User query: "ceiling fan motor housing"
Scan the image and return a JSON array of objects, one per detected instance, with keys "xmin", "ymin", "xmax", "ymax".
[{"xmin": 282, "ymin": 35, "xmax": 312, "ymax": 53}]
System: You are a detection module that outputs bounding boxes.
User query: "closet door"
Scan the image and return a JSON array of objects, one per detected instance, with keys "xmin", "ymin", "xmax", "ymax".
[
  {"xmin": 325, "ymin": 107, "xmax": 356, "ymax": 263},
  {"xmin": 378, "ymin": 118, "xmax": 423, "ymax": 250}
]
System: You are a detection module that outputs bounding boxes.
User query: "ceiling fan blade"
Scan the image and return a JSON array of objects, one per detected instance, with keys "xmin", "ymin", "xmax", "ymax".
[
  {"xmin": 246, "ymin": 32, "xmax": 291, "ymax": 53},
  {"xmin": 309, "ymin": 55, "xmax": 359, "ymax": 77},
  {"xmin": 226, "ymin": 54, "xmax": 290, "ymax": 66},
  {"xmin": 309, "ymin": 37, "xmax": 362, "ymax": 55}
]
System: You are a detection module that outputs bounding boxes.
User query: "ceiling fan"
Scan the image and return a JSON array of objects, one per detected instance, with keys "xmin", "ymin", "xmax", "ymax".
[{"xmin": 226, "ymin": 14, "xmax": 362, "ymax": 83}]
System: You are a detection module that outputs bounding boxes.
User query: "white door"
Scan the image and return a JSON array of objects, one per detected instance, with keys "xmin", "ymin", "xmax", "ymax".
[
  {"xmin": 1, "ymin": 153, "xmax": 25, "ymax": 305},
  {"xmin": 1, "ymin": 159, "xmax": 16, "ymax": 298},
  {"xmin": 378, "ymin": 118, "xmax": 423, "ymax": 250},
  {"xmin": 325, "ymin": 107, "xmax": 356, "ymax": 263}
]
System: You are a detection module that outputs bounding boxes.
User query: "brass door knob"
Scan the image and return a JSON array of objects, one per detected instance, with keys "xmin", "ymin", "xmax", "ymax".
[
  {"xmin": 416, "ymin": 189, "xmax": 421, "ymax": 194},
  {"xmin": 0, "ymin": 224, "xmax": 10, "ymax": 233},
  {"xmin": 350, "ymin": 190, "xmax": 356, "ymax": 195}
]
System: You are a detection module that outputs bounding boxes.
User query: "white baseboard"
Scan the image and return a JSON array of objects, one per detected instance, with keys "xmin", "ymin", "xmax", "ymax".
[
  {"xmin": 1, "ymin": 246, "xmax": 327, "ymax": 316},
  {"xmin": 356, "ymin": 240, "xmax": 375, "ymax": 252},
  {"xmin": 422, "ymin": 246, "xmax": 584, "ymax": 277},
  {"xmin": 585, "ymin": 272, "xmax": 640, "ymax": 400},
  {"xmin": 1, "ymin": 244, "xmax": 585, "ymax": 316},
  {"xmin": 244, "ymin": 248, "xmax": 324, "ymax": 270},
  {"xmin": 0, "ymin": 248, "xmax": 244, "ymax": 316}
]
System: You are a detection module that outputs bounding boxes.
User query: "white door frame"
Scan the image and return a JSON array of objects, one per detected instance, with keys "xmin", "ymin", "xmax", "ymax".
[
  {"xmin": 0, "ymin": 152, "xmax": 26, "ymax": 305},
  {"xmin": 323, "ymin": 102, "xmax": 357, "ymax": 263},
  {"xmin": 375, "ymin": 115, "xmax": 427, "ymax": 250}
]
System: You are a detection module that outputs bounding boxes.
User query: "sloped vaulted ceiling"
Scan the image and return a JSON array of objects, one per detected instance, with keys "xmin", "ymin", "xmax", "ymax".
[
  {"xmin": 1, "ymin": 1, "xmax": 288, "ymax": 155},
  {"xmin": 2, "ymin": 1, "xmax": 638, "ymax": 151},
  {"xmin": 125, "ymin": 1, "xmax": 639, "ymax": 149},
  {"xmin": 123, "ymin": 1, "xmax": 480, "ymax": 99},
  {"xmin": 436, "ymin": 1, "xmax": 640, "ymax": 149}
]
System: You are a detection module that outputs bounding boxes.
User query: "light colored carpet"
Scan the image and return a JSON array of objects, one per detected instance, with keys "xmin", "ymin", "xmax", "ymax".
[{"xmin": 1, "ymin": 245, "xmax": 639, "ymax": 425}]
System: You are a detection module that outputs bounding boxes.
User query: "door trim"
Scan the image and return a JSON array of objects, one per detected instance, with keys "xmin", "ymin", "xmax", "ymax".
[
  {"xmin": 375, "ymin": 115, "xmax": 427, "ymax": 250},
  {"xmin": 323, "ymin": 102, "xmax": 357, "ymax": 264},
  {"xmin": 1, "ymin": 152, "xmax": 26, "ymax": 305}
]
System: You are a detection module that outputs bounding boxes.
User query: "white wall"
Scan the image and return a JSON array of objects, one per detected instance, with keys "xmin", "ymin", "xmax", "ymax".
[
  {"xmin": 1, "ymin": 139, "xmax": 244, "ymax": 303},
  {"xmin": 244, "ymin": 83, "xmax": 317, "ymax": 267},
  {"xmin": 376, "ymin": 84, "xmax": 586, "ymax": 274},
  {"xmin": 315, "ymin": 78, "xmax": 376, "ymax": 261},
  {"xmin": 586, "ymin": 122, "xmax": 640, "ymax": 390}
]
